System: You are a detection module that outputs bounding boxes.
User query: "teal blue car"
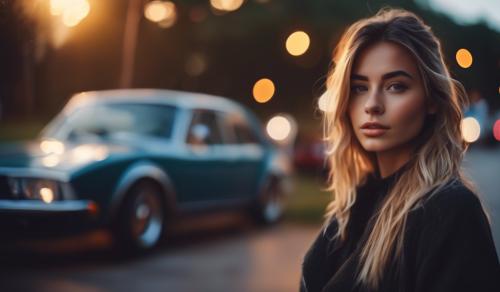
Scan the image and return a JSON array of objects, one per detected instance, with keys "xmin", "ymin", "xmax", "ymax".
[{"xmin": 0, "ymin": 89, "xmax": 292, "ymax": 251}]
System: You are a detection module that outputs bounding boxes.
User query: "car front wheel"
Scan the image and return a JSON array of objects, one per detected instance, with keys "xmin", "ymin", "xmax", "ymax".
[
  {"xmin": 113, "ymin": 180, "xmax": 165, "ymax": 252},
  {"xmin": 253, "ymin": 179, "xmax": 286, "ymax": 225}
]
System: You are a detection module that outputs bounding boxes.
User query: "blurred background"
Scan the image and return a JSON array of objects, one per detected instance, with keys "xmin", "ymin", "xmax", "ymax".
[{"xmin": 0, "ymin": 0, "xmax": 499, "ymax": 291}]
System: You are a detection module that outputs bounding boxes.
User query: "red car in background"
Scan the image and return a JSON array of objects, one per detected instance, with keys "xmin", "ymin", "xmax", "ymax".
[{"xmin": 293, "ymin": 133, "xmax": 328, "ymax": 174}]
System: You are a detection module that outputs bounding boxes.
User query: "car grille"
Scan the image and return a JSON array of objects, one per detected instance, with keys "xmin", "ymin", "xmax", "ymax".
[{"xmin": 0, "ymin": 176, "xmax": 13, "ymax": 199}]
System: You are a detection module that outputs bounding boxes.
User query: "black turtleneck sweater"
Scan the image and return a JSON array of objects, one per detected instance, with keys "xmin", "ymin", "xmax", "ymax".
[{"xmin": 300, "ymin": 167, "xmax": 500, "ymax": 292}]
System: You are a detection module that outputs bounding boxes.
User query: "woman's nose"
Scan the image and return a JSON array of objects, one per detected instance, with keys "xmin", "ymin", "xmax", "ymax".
[{"xmin": 364, "ymin": 89, "xmax": 385, "ymax": 115}]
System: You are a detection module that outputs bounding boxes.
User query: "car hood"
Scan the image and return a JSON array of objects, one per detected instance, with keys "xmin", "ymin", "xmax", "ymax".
[{"xmin": 0, "ymin": 139, "xmax": 136, "ymax": 172}]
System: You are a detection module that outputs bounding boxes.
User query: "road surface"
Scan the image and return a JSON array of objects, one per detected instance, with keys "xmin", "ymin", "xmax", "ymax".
[{"xmin": 0, "ymin": 146, "xmax": 498, "ymax": 292}]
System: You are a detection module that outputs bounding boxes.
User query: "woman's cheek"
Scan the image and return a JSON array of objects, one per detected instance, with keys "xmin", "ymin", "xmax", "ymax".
[{"xmin": 389, "ymin": 95, "xmax": 426, "ymax": 140}]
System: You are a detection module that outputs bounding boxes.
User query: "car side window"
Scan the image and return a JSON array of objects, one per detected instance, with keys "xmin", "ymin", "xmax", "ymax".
[
  {"xmin": 233, "ymin": 122, "xmax": 259, "ymax": 144},
  {"xmin": 186, "ymin": 110, "xmax": 223, "ymax": 145},
  {"xmin": 219, "ymin": 112, "xmax": 259, "ymax": 145}
]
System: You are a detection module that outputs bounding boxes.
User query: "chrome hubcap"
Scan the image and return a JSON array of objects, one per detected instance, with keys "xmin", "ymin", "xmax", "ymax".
[
  {"xmin": 131, "ymin": 186, "xmax": 163, "ymax": 248},
  {"xmin": 263, "ymin": 185, "xmax": 283, "ymax": 222}
]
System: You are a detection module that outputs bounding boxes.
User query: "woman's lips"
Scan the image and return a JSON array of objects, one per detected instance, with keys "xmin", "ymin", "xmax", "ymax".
[{"xmin": 361, "ymin": 128, "xmax": 388, "ymax": 137}]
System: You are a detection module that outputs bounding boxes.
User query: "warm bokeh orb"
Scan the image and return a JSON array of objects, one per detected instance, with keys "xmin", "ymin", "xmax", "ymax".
[
  {"xmin": 266, "ymin": 115, "xmax": 292, "ymax": 141},
  {"xmin": 253, "ymin": 78, "xmax": 275, "ymax": 103},
  {"xmin": 318, "ymin": 95, "xmax": 330, "ymax": 112},
  {"xmin": 456, "ymin": 48, "xmax": 473, "ymax": 69},
  {"xmin": 286, "ymin": 31, "xmax": 310, "ymax": 56},
  {"xmin": 461, "ymin": 117, "xmax": 481, "ymax": 143},
  {"xmin": 210, "ymin": 0, "xmax": 244, "ymax": 12}
]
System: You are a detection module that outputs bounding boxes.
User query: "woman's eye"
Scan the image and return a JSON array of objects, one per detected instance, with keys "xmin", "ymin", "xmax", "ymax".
[
  {"xmin": 350, "ymin": 85, "xmax": 368, "ymax": 94},
  {"xmin": 387, "ymin": 83, "xmax": 408, "ymax": 92}
]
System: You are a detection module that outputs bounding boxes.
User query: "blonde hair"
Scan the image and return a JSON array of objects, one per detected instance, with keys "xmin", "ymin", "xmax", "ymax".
[{"xmin": 322, "ymin": 8, "xmax": 474, "ymax": 289}]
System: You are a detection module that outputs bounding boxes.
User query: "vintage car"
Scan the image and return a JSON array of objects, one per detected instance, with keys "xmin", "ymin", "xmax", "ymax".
[{"xmin": 0, "ymin": 89, "xmax": 292, "ymax": 251}]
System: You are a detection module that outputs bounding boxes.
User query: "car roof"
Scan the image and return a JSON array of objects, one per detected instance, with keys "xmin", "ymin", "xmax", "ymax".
[{"xmin": 65, "ymin": 89, "xmax": 247, "ymax": 115}]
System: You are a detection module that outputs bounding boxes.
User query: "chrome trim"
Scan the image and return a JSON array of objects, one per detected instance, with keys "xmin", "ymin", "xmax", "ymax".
[
  {"xmin": 0, "ymin": 167, "xmax": 70, "ymax": 182},
  {"xmin": 0, "ymin": 199, "xmax": 93, "ymax": 213}
]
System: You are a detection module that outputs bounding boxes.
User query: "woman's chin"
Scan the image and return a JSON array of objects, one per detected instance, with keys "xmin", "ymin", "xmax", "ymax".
[{"xmin": 359, "ymin": 141, "xmax": 392, "ymax": 153}]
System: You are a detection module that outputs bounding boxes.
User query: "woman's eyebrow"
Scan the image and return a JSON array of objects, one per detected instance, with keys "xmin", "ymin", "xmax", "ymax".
[
  {"xmin": 382, "ymin": 70, "xmax": 413, "ymax": 80},
  {"xmin": 351, "ymin": 70, "xmax": 414, "ymax": 81}
]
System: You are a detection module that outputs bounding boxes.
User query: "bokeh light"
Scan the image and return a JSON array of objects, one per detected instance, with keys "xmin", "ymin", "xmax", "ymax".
[
  {"xmin": 40, "ymin": 139, "xmax": 65, "ymax": 155},
  {"xmin": 50, "ymin": 0, "xmax": 68, "ymax": 16},
  {"xmin": 51, "ymin": 0, "xmax": 90, "ymax": 28},
  {"xmin": 286, "ymin": 31, "xmax": 310, "ymax": 56},
  {"xmin": 253, "ymin": 78, "xmax": 275, "ymax": 103},
  {"xmin": 210, "ymin": 0, "xmax": 244, "ymax": 12},
  {"xmin": 456, "ymin": 48, "xmax": 473, "ymax": 69},
  {"xmin": 62, "ymin": 0, "xmax": 90, "ymax": 27},
  {"xmin": 318, "ymin": 95, "xmax": 330, "ymax": 112},
  {"xmin": 145, "ymin": 1, "xmax": 177, "ymax": 27},
  {"xmin": 71, "ymin": 145, "xmax": 108, "ymax": 164},
  {"xmin": 40, "ymin": 188, "xmax": 55, "ymax": 204},
  {"xmin": 493, "ymin": 119, "xmax": 500, "ymax": 141},
  {"xmin": 461, "ymin": 117, "xmax": 481, "ymax": 143},
  {"xmin": 42, "ymin": 155, "xmax": 61, "ymax": 168},
  {"xmin": 266, "ymin": 115, "xmax": 292, "ymax": 141}
]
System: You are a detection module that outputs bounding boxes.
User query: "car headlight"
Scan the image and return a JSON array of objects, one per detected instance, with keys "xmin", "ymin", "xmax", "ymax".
[{"xmin": 7, "ymin": 178, "xmax": 74, "ymax": 203}]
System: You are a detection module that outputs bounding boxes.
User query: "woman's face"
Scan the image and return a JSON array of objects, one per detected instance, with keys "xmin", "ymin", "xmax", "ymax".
[{"xmin": 348, "ymin": 41, "xmax": 434, "ymax": 154}]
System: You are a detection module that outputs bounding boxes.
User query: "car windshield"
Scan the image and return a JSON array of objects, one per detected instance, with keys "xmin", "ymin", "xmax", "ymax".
[{"xmin": 43, "ymin": 102, "xmax": 176, "ymax": 141}]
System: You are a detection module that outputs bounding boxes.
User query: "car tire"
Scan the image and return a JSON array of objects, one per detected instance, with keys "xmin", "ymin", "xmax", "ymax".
[
  {"xmin": 112, "ymin": 180, "xmax": 165, "ymax": 252},
  {"xmin": 252, "ymin": 179, "xmax": 285, "ymax": 225}
]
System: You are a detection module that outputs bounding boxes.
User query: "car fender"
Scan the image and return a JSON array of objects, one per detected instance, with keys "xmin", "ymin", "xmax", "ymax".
[
  {"xmin": 259, "ymin": 149, "xmax": 293, "ymax": 197},
  {"xmin": 107, "ymin": 161, "xmax": 177, "ymax": 224}
]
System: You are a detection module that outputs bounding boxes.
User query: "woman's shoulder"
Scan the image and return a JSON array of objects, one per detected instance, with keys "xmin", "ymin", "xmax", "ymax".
[
  {"xmin": 419, "ymin": 178, "xmax": 482, "ymax": 212},
  {"xmin": 411, "ymin": 177, "xmax": 488, "ymax": 227}
]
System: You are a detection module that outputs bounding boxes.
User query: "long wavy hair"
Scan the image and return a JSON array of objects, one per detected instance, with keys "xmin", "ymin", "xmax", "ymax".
[{"xmin": 321, "ymin": 8, "xmax": 475, "ymax": 289}]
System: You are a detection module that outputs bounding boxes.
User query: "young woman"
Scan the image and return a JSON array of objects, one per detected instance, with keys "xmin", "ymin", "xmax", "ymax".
[{"xmin": 300, "ymin": 8, "xmax": 500, "ymax": 292}]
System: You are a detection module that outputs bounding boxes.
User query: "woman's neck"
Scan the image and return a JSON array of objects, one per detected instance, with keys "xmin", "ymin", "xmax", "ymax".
[{"xmin": 376, "ymin": 147, "xmax": 413, "ymax": 179}]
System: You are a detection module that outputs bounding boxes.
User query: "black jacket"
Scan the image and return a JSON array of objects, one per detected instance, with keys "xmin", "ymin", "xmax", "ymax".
[{"xmin": 300, "ymin": 168, "xmax": 500, "ymax": 292}]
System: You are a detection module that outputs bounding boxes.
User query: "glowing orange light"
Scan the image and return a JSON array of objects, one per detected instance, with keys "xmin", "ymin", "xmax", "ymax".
[
  {"xmin": 253, "ymin": 78, "xmax": 275, "ymax": 103},
  {"xmin": 210, "ymin": 0, "xmax": 244, "ymax": 12},
  {"xmin": 56, "ymin": 0, "xmax": 90, "ymax": 28},
  {"xmin": 144, "ymin": 1, "xmax": 177, "ymax": 27},
  {"xmin": 50, "ymin": 0, "xmax": 67, "ymax": 16},
  {"xmin": 286, "ymin": 31, "xmax": 310, "ymax": 56},
  {"xmin": 456, "ymin": 48, "xmax": 473, "ymax": 69}
]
